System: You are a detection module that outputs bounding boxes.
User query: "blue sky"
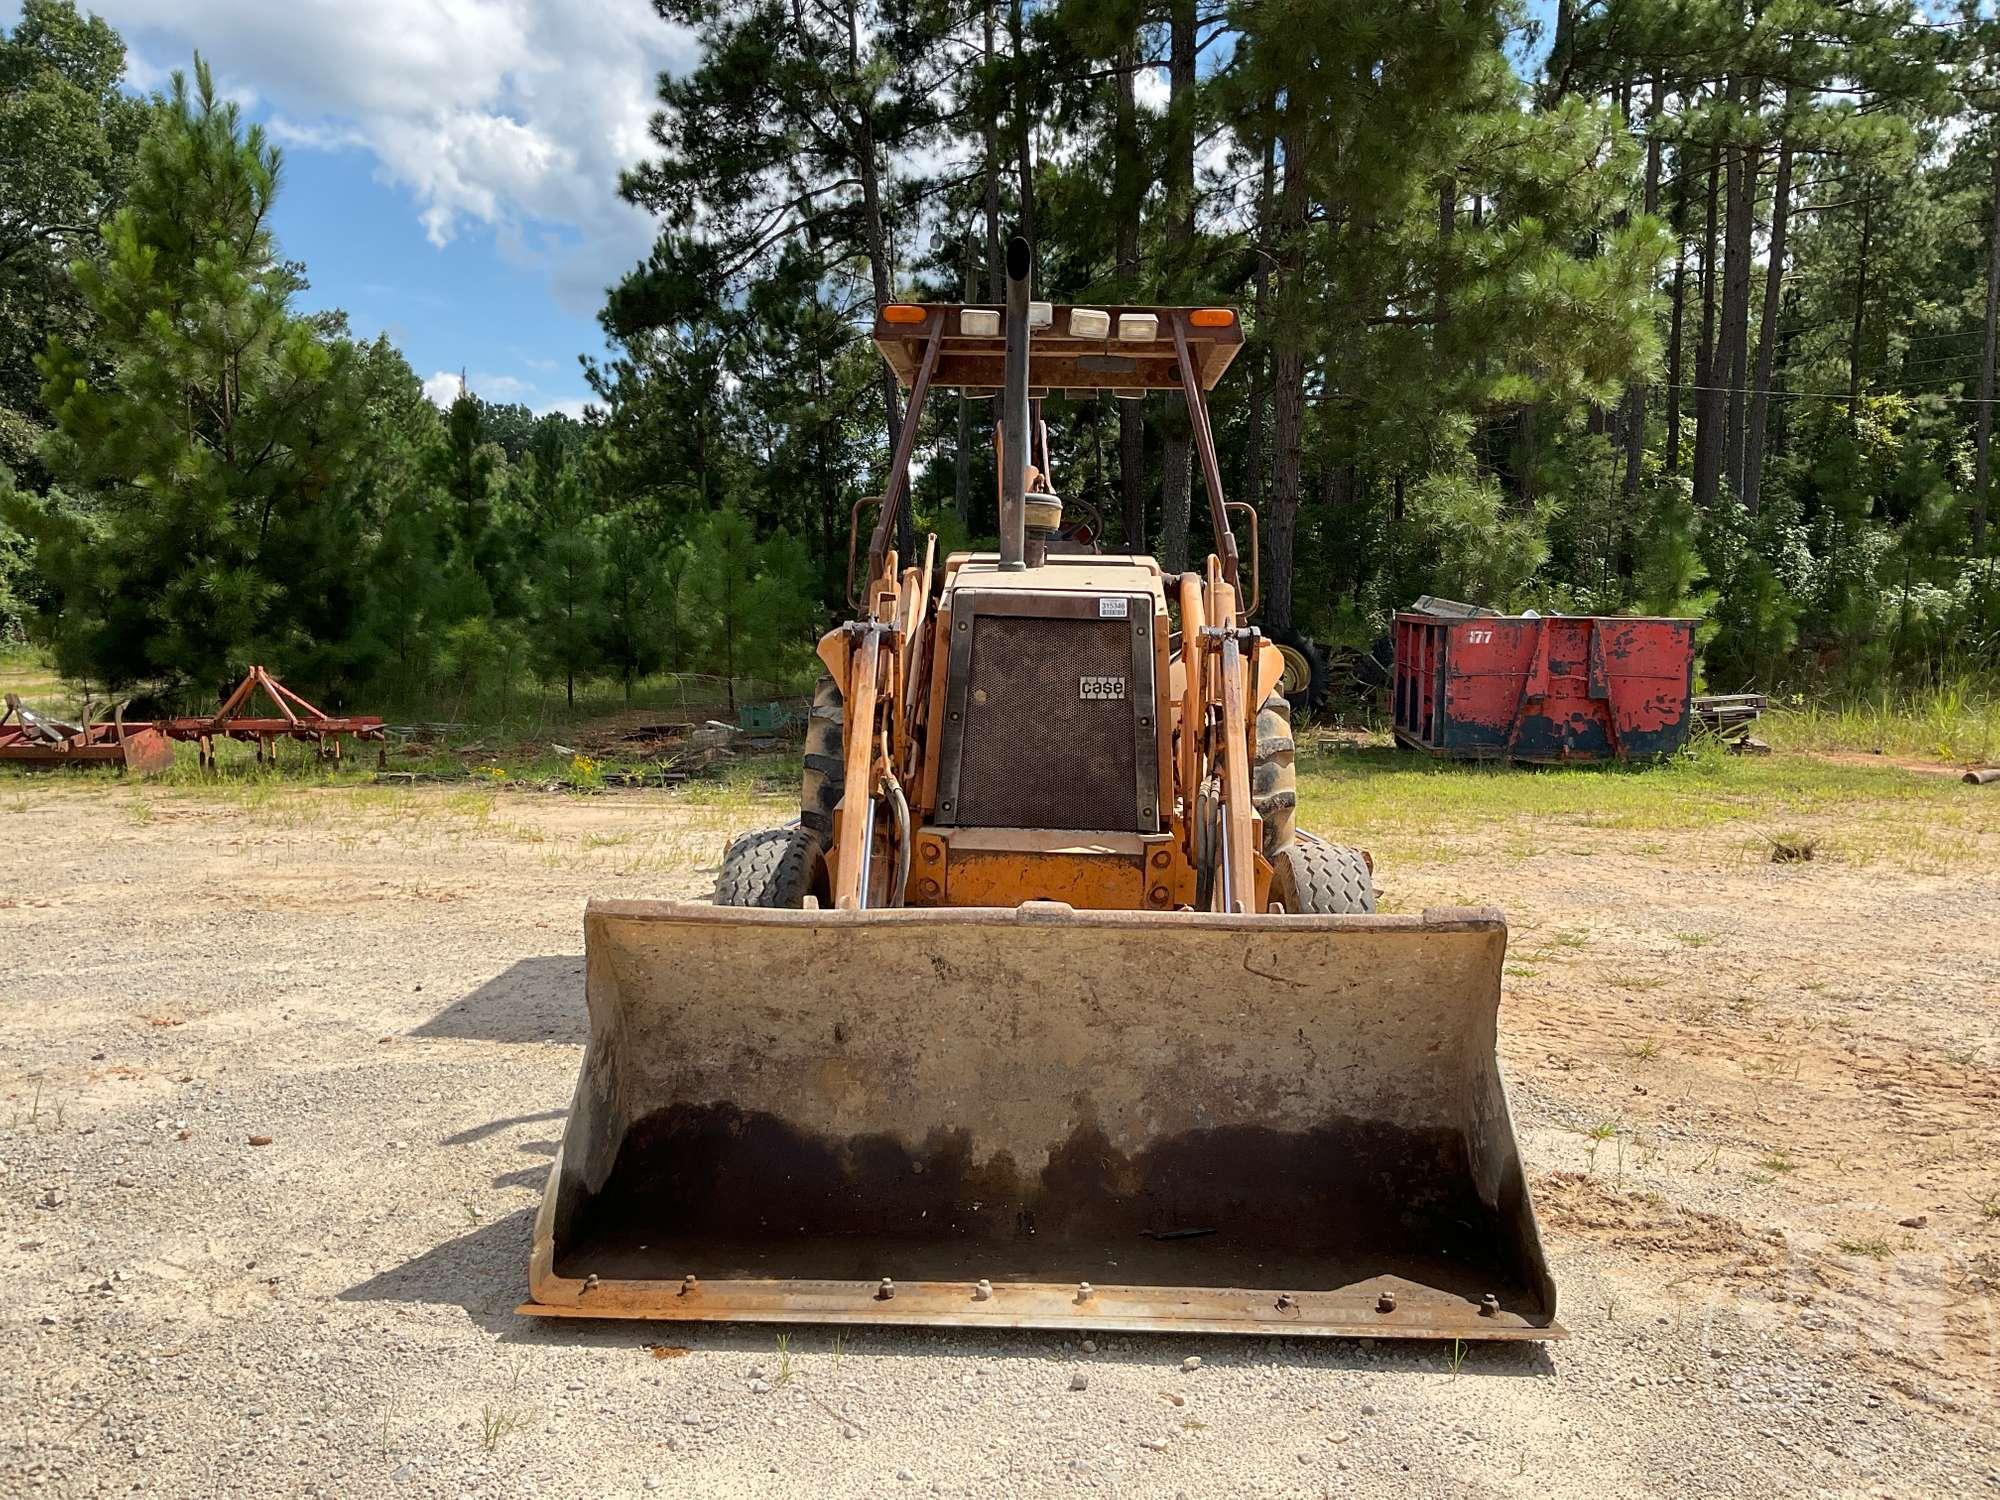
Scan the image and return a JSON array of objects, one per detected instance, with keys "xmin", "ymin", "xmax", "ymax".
[
  {"xmin": 8, "ymin": 0, "xmax": 696, "ymax": 417},
  {"xmin": 16, "ymin": 2, "xmax": 1555, "ymax": 418}
]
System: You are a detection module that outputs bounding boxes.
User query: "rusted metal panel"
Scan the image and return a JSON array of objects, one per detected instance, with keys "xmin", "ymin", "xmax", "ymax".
[
  {"xmin": 525, "ymin": 900, "xmax": 1560, "ymax": 1341},
  {"xmin": 518, "ymin": 1277, "xmax": 1559, "ymax": 1341},
  {"xmin": 1392, "ymin": 613, "xmax": 1695, "ymax": 764}
]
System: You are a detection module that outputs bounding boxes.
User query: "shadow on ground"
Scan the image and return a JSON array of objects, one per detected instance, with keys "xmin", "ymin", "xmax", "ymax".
[
  {"xmin": 340, "ymin": 1207, "xmax": 538, "ymax": 1333},
  {"xmin": 414, "ymin": 957, "xmax": 584, "ymax": 1043}
]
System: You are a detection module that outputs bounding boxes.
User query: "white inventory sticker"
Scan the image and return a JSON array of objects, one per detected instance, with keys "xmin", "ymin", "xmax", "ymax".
[
  {"xmin": 1097, "ymin": 596, "xmax": 1130, "ymax": 618},
  {"xmin": 1079, "ymin": 675, "xmax": 1127, "ymax": 701}
]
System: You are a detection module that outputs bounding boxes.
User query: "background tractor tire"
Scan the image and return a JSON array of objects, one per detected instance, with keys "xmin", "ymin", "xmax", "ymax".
[
  {"xmin": 1268, "ymin": 836, "xmax": 1375, "ymax": 915},
  {"xmin": 799, "ymin": 674, "xmax": 844, "ymax": 848},
  {"xmin": 1268, "ymin": 625, "xmax": 1330, "ymax": 715},
  {"xmin": 716, "ymin": 825, "xmax": 822, "ymax": 908},
  {"xmin": 1252, "ymin": 691, "xmax": 1297, "ymax": 860}
]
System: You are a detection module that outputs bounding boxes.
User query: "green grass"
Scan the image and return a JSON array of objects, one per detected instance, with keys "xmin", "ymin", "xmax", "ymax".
[
  {"xmin": 0, "ymin": 646, "xmax": 86, "ymax": 716},
  {"xmin": 1291, "ymin": 735, "xmax": 1991, "ymax": 870},
  {"xmin": 1762, "ymin": 680, "xmax": 2000, "ymax": 764}
]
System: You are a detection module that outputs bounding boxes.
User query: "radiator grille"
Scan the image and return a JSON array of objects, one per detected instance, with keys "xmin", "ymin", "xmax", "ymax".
[{"xmin": 954, "ymin": 614, "xmax": 1144, "ymax": 831}]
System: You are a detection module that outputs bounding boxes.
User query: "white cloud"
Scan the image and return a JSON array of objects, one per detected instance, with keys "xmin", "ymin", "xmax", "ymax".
[
  {"xmin": 423, "ymin": 368, "xmax": 590, "ymax": 421},
  {"xmin": 99, "ymin": 1, "xmax": 696, "ymax": 312},
  {"xmin": 469, "ymin": 372, "xmax": 534, "ymax": 402},
  {"xmin": 265, "ymin": 117, "xmax": 368, "ymax": 152},
  {"xmin": 422, "ymin": 370, "xmax": 466, "ymax": 408}
]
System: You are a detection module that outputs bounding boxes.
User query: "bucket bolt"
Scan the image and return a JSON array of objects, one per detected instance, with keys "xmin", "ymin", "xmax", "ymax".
[
  {"xmin": 1376, "ymin": 1291, "xmax": 1397, "ymax": 1314},
  {"xmin": 680, "ymin": 1275, "xmax": 698, "ymax": 1296},
  {"xmin": 582, "ymin": 1273, "xmax": 600, "ymax": 1295},
  {"xmin": 1479, "ymin": 1293, "xmax": 1499, "ymax": 1317},
  {"xmin": 1275, "ymin": 1294, "xmax": 1296, "ymax": 1311},
  {"xmin": 877, "ymin": 1277, "xmax": 895, "ymax": 1301},
  {"xmin": 972, "ymin": 1279, "xmax": 993, "ymax": 1302},
  {"xmin": 1075, "ymin": 1281, "xmax": 1095, "ymax": 1304}
]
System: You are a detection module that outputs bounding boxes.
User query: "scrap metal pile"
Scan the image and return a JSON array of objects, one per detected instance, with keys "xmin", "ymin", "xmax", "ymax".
[{"xmin": 0, "ymin": 666, "xmax": 383, "ymax": 774}]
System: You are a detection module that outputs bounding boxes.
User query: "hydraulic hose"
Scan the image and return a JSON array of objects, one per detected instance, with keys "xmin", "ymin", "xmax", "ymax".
[{"xmin": 884, "ymin": 775, "xmax": 912, "ymax": 908}]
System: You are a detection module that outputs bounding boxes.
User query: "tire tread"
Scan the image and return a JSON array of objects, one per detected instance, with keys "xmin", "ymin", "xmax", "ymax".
[
  {"xmin": 1269, "ymin": 837, "xmax": 1375, "ymax": 914},
  {"xmin": 716, "ymin": 825, "xmax": 819, "ymax": 908}
]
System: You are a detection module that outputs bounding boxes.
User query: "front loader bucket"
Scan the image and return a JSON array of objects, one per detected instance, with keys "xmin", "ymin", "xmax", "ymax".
[{"xmin": 521, "ymin": 900, "xmax": 1559, "ymax": 1340}]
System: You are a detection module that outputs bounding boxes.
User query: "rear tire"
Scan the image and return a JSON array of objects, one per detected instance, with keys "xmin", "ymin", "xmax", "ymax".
[
  {"xmin": 1252, "ymin": 692, "xmax": 1297, "ymax": 859},
  {"xmin": 1269, "ymin": 626, "xmax": 1330, "ymax": 715},
  {"xmin": 717, "ymin": 825, "xmax": 822, "ymax": 908},
  {"xmin": 1268, "ymin": 837, "xmax": 1375, "ymax": 914},
  {"xmin": 799, "ymin": 675, "xmax": 844, "ymax": 849}
]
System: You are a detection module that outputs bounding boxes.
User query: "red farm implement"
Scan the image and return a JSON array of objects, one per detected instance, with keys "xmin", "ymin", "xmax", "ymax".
[
  {"xmin": 0, "ymin": 666, "xmax": 383, "ymax": 774},
  {"xmin": 0, "ymin": 696, "xmax": 175, "ymax": 774},
  {"xmin": 1392, "ymin": 609, "xmax": 1696, "ymax": 764},
  {"xmin": 167, "ymin": 665, "xmax": 384, "ymax": 768}
]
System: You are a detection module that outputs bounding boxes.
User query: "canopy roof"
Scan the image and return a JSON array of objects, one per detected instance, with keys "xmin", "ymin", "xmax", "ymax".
[{"xmin": 871, "ymin": 303, "xmax": 1243, "ymax": 395}]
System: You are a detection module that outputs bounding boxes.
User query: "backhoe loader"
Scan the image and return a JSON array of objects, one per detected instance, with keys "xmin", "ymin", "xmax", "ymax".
[{"xmin": 519, "ymin": 238, "xmax": 1559, "ymax": 1340}]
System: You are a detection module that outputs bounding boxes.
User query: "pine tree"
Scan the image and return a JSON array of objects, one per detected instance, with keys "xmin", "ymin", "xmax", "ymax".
[
  {"xmin": 596, "ymin": 509, "xmax": 670, "ymax": 702},
  {"xmin": 619, "ymin": 0, "xmax": 959, "ymax": 555},
  {"xmin": 525, "ymin": 457, "xmax": 607, "ymax": 709},
  {"xmin": 7, "ymin": 57, "xmax": 374, "ymax": 694}
]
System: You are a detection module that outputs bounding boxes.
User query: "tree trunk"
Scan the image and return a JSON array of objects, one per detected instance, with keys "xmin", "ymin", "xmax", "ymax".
[
  {"xmin": 1544, "ymin": 0, "xmax": 1577, "ymax": 104},
  {"xmin": 849, "ymin": 1, "xmax": 908, "ymax": 558},
  {"xmin": 1744, "ymin": 119, "xmax": 1794, "ymax": 516},
  {"xmin": 1244, "ymin": 120, "xmax": 1277, "ymax": 519},
  {"xmin": 1692, "ymin": 141, "xmax": 1723, "ymax": 508},
  {"xmin": 1772, "ymin": 281, "xmax": 1799, "ymax": 459},
  {"xmin": 1623, "ymin": 73, "xmax": 1665, "ymax": 499},
  {"xmin": 1976, "ymin": 140, "xmax": 2000, "ymax": 552},
  {"xmin": 1721, "ymin": 80, "xmax": 1756, "ymax": 502},
  {"xmin": 1519, "ymin": 405, "xmax": 1538, "ymax": 503},
  {"xmin": 1114, "ymin": 30, "xmax": 1145, "ymax": 549},
  {"xmin": 1266, "ymin": 114, "xmax": 1308, "ymax": 637},
  {"xmin": 1008, "ymin": 0, "xmax": 1035, "ymax": 253},
  {"xmin": 1158, "ymin": 431, "xmax": 1193, "ymax": 571},
  {"xmin": 982, "ymin": 0, "xmax": 1002, "ymax": 300},
  {"xmin": 1666, "ymin": 143, "xmax": 1688, "ymax": 476},
  {"xmin": 955, "ymin": 234, "xmax": 977, "ymax": 528},
  {"xmin": 1155, "ymin": 0, "xmax": 1198, "ymax": 573},
  {"xmin": 1848, "ymin": 187, "xmax": 1872, "ymax": 418}
]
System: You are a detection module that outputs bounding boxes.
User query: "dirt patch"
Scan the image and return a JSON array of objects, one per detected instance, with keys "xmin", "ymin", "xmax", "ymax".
[
  {"xmin": 1535, "ymin": 1172, "xmax": 1784, "ymax": 1276},
  {"xmin": 1808, "ymin": 748, "xmax": 1976, "ymax": 778}
]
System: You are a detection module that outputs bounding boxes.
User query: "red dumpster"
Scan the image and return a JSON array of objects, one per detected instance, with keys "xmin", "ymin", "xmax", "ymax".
[{"xmin": 1392, "ymin": 612, "xmax": 1696, "ymax": 764}]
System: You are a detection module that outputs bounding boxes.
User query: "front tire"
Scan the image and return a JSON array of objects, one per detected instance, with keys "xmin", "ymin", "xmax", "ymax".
[
  {"xmin": 1268, "ymin": 837, "xmax": 1375, "ymax": 914},
  {"xmin": 716, "ymin": 825, "xmax": 822, "ymax": 908}
]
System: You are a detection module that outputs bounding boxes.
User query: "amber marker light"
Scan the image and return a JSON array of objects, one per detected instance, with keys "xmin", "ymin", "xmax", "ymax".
[
  {"xmin": 881, "ymin": 304, "xmax": 926, "ymax": 324},
  {"xmin": 1188, "ymin": 308, "xmax": 1236, "ymax": 327}
]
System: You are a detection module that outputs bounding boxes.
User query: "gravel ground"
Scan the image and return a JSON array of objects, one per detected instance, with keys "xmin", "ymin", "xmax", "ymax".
[{"xmin": 4, "ymin": 776, "xmax": 2000, "ymax": 1498}]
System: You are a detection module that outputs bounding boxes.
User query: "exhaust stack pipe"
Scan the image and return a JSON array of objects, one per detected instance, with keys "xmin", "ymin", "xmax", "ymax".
[{"xmin": 999, "ymin": 234, "xmax": 1031, "ymax": 571}]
